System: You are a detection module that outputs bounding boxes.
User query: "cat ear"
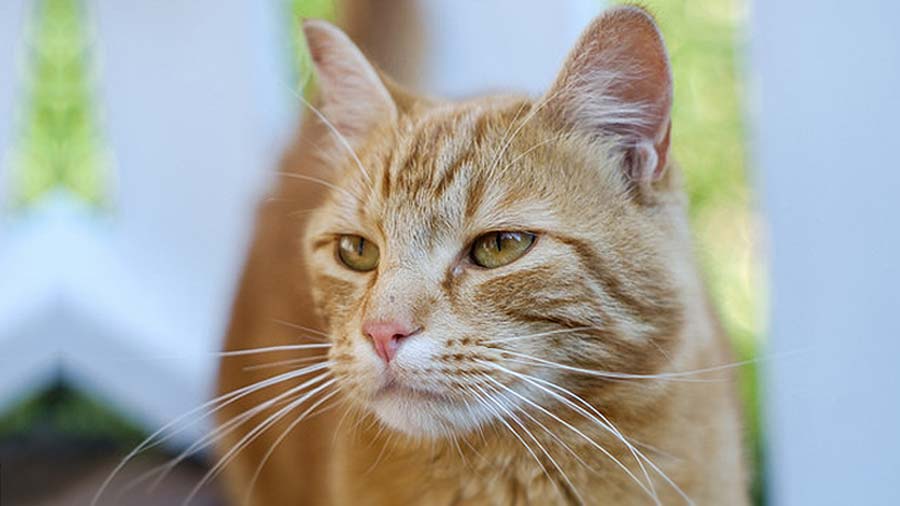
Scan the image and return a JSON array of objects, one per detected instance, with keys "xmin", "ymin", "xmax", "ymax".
[
  {"xmin": 544, "ymin": 6, "xmax": 673, "ymax": 186},
  {"xmin": 302, "ymin": 19, "xmax": 398, "ymax": 144}
]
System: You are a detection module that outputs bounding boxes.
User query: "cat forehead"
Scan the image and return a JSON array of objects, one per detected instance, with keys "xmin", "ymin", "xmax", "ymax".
[
  {"xmin": 321, "ymin": 98, "xmax": 622, "ymax": 249},
  {"xmin": 364, "ymin": 104, "xmax": 561, "ymax": 219}
]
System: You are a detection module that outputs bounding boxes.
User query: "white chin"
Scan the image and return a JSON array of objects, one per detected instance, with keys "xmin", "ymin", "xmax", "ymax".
[{"xmin": 369, "ymin": 391, "xmax": 494, "ymax": 438}]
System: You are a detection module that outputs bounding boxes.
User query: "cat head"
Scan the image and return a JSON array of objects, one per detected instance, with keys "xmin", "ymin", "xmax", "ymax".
[{"xmin": 301, "ymin": 6, "xmax": 686, "ymax": 438}]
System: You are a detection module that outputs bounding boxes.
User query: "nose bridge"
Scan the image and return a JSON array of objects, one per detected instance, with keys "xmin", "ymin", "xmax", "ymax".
[{"xmin": 365, "ymin": 263, "xmax": 432, "ymax": 324}]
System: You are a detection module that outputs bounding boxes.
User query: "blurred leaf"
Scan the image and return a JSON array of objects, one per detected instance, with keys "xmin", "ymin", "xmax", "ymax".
[
  {"xmin": 9, "ymin": 0, "xmax": 111, "ymax": 209},
  {"xmin": 0, "ymin": 384, "xmax": 143, "ymax": 444}
]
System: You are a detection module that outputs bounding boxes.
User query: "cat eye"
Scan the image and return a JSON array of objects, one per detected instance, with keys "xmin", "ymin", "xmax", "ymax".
[
  {"xmin": 470, "ymin": 231, "xmax": 536, "ymax": 269},
  {"xmin": 337, "ymin": 235, "xmax": 379, "ymax": 272}
]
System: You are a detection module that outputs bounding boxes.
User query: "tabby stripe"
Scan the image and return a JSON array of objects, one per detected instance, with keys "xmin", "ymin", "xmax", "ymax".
[
  {"xmin": 556, "ymin": 235, "xmax": 684, "ymax": 342},
  {"xmin": 463, "ymin": 171, "xmax": 486, "ymax": 221},
  {"xmin": 432, "ymin": 148, "xmax": 469, "ymax": 200},
  {"xmin": 380, "ymin": 148, "xmax": 395, "ymax": 200},
  {"xmin": 395, "ymin": 136, "xmax": 424, "ymax": 195}
]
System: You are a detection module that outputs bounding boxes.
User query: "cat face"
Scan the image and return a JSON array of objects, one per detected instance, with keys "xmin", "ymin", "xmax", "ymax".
[{"xmin": 301, "ymin": 9, "xmax": 684, "ymax": 438}]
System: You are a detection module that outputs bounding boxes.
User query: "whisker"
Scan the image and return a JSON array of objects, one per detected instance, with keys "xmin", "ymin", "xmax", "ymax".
[
  {"xmin": 278, "ymin": 172, "xmax": 363, "ymax": 204},
  {"xmin": 516, "ymin": 371, "xmax": 680, "ymax": 504},
  {"xmin": 480, "ymin": 361, "xmax": 662, "ymax": 505},
  {"xmin": 629, "ymin": 439, "xmax": 684, "ymax": 463},
  {"xmin": 524, "ymin": 375, "xmax": 660, "ymax": 499},
  {"xmin": 284, "ymin": 85, "xmax": 373, "ymax": 187},
  {"xmin": 500, "ymin": 136, "xmax": 560, "ymax": 172},
  {"xmin": 136, "ymin": 369, "xmax": 334, "ymax": 496},
  {"xmin": 502, "ymin": 346, "xmax": 810, "ymax": 382},
  {"xmin": 500, "ymin": 363, "xmax": 692, "ymax": 505},
  {"xmin": 90, "ymin": 361, "xmax": 331, "ymax": 506},
  {"xmin": 241, "ymin": 388, "xmax": 342, "ymax": 506},
  {"xmin": 363, "ymin": 428, "xmax": 396, "ymax": 477},
  {"xmin": 457, "ymin": 387, "xmax": 489, "ymax": 445},
  {"xmin": 486, "ymin": 85, "xmax": 568, "ymax": 176},
  {"xmin": 285, "ymin": 208, "xmax": 320, "ymax": 219},
  {"xmin": 242, "ymin": 355, "xmax": 329, "ymax": 372},
  {"xmin": 481, "ymin": 376, "xmax": 595, "ymax": 474},
  {"xmin": 501, "ymin": 351, "xmax": 723, "ymax": 382},
  {"xmin": 484, "ymin": 379, "xmax": 585, "ymax": 505},
  {"xmin": 482, "ymin": 326, "xmax": 594, "ymax": 345},
  {"xmin": 467, "ymin": 382, "xmax": 562, "ymax": 501},
  {"xmin": 332, "ymin": 402, "xmax": 357, "ymax": 450},
  {"xmin": 270, "ymin": 319, "xmax": 330, "ymax": 338},
  {"xmin": 484, "ymin": 99, "xmax": 530, "ymax": 173},
  {"xmin": 183, "ymin": 377, "xmax": 338, "ymax": 505},
  {"xmin": 218, "ymin": 343, "xmax": 332, "ymax": 357},
  {"xmin": 448, "ymin": 431, "xmax": 471, "ymax": 471}
]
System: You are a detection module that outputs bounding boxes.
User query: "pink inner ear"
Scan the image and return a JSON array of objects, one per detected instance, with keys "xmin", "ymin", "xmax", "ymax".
[
  {"xmin": 545, "ymin": 6, "xmax": 673, "ymax": 184},
  {"xmin": 649, "ymin": 120, "xmax": 672, "ymax": 181}
]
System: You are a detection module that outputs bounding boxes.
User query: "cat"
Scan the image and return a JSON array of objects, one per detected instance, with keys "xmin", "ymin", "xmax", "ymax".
[{"xmin": 215, "ymin": 5, "xmax": 748, "ymax": 505}]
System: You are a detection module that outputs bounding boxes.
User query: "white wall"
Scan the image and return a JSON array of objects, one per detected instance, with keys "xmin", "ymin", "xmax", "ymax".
[
  {"xmin": 753, "ymin": 1, "xmax": 900, "ymax": 504},
  {"xmin": 0, "ymin": 1, "xmax": 53, "ymax": 409},
  {"xmin": 414, "ymin": 0, "xmax": 600, "ymax": 97},
  {"xmin": 0, "ymin": 0, "xmax": 25, "ymax": 209}
]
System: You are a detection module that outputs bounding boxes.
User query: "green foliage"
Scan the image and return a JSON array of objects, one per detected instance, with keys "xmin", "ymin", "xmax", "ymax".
[
  {"xmin": 10, "ymin": 0, "xmax": 110, "ymax": 209},
  {"xmin": 0, "ymin": 384, "xmax": 143, "ymax": 444}
]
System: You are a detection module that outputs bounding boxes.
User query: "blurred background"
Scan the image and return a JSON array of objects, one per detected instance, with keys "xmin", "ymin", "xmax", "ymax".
[{"xmin": 0, "ymin": 0, "xmax": 897, "ymax": 505}]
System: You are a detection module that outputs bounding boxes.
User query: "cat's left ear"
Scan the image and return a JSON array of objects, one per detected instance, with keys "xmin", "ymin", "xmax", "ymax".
[
  {"xmin": 302, "ymin": 19, "xmax": 398, "ymax": 145},
  {"xmin": 544, "ymin": 6, "xmax": 673, "ymax": 188}
]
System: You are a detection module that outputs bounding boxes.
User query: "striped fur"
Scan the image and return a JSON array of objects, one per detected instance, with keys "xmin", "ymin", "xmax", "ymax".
[{"xmin": 216, "ymin": 6, "xmax": 747, "ymax": 505}]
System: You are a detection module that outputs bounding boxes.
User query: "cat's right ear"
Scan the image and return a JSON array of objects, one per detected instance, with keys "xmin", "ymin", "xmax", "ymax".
[
  {"xmin": 543, "ymin": 6, "xmax": 673, "ymax": 191},
  {"xmin": 302, "ymin": 19, "xmax": 398, "ymax": 145}
]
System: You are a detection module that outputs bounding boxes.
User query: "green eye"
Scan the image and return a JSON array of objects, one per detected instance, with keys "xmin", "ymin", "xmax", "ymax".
[
  {"xmin": 470, "ymin": 231, "xmax": 536, "ymax": 268},
  {"xmin": 337, "ymin": 235, "xmax": 379, "ymax": 272}
]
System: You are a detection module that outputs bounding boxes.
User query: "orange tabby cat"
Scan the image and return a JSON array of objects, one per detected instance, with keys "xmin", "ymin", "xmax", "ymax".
[{"xmin": 216, "ymin": 6, "xmax": 748, "ymax": 505}]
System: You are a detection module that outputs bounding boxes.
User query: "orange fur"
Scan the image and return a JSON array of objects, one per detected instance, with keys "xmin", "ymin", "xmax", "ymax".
[{"xmin": 216, "ymin": 6, "xmax": 747, "ymax": 505}]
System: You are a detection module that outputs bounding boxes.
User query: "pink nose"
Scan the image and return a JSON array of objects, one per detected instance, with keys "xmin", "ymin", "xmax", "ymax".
[{"xmin": 363, "ymin": 320, "xmax": 418, "ymax": 363}]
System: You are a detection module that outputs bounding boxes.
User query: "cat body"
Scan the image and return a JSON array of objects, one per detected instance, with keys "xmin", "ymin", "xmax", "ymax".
[{"xmin": 216, "ymin": 7, "xmax": 748, "ymax": 505}]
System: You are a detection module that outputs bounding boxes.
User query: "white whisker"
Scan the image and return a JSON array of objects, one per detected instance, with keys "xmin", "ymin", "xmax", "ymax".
[
  {"xmin": 285, "ymin": 85, "xmax": 373, "ymax": 186},
  {"xmin": 480, "ymin": 376, "xmax": 597, "ymax": 475},
  {"xmin": 467, "ymin": 382, "xmax": 564, "ymax": 502},
  {"xmin": 218, "ymin": 343, "xmax": 332, "ymax": 357},
  {"xmin": 485, "ymin": 378, "xmax": 586, "ymax": 505},
  {"xmin": 270, "ymin": 319, "xmax": 331, "ymax": 338},
  {"xmin": 182, "ymin": 377, "xmax": 338, "ymax": 505},
  {"xmin": 501, "ymin": 351, "xmax": 722, "ymax": 382},
  {"xmin": 500, "ymin": 136, "xmax": 562, "ymax": 172},
  {"xmin": 363, "ymin": 428, "xmax": 396, "ymax": 477},
  {"xmin": 241, "ymin": 389, "xmax": 342, "ymax": 506},
  {"xmin": 520, "ymin": 373, "xmax": 660, "ymax": 500},
  {"xmin": 480, "ymin": 361, "xmax": 662, "ymax": 505},
  {"xmin": 486, "ymin": 85, "xmax": 568, "ymax": 176},
  {"xmin": 242, "ymin": 355, "xmax": 330, "ymax": 372},
  {"xmin": 90, "ymin": 361, "xmax": 331, "ymax": 506},
  {"xmin": 137, "ymin": 369, "xmax": 333, "ymax": 496},
  {"xmin": 483, "ymin": 326, "xmax": 594, "ymax": 345},
  {"xmin": 278, "ymin": 172, "xmax": 363, "ymax": 204}
]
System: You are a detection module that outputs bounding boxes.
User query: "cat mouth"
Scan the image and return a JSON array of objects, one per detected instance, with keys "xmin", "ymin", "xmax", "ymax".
[
  {"xmin": 375, "ymin": 378, "xmax": 451, "ymax": 404},
  {"xmin": 368, "ymin": 376, "xmax": 504, "ymax": 437}
]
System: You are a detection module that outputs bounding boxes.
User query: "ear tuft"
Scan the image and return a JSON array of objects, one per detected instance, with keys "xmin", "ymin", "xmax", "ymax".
[
  {"xmin": 302, "ymin": 19, "xmax": 397, "ymax": 146},
  {"xmin": 545, "ymin": 6, "xmax": 673, "ymax": 187}
]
